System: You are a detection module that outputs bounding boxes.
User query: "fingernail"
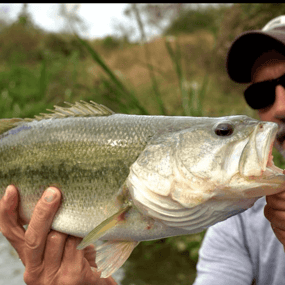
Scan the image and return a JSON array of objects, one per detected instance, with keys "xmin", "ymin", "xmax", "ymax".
[
  {"xmin": 5, "ymin": 186, "xmax": 15, "ymax": 198},
  {"xmin": 43, "ymin": 188, "xmax": 57, "ymax": 203}
]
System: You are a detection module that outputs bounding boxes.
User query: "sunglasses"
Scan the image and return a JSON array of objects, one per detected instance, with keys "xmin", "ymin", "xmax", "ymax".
[{"xmin": 244, "ymin": 73, "xmax": 285, "ymax": 109}]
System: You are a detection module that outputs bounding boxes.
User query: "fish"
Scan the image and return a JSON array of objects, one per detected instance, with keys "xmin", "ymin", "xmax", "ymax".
[{"xmin": 0, "ymin": 100, "xmax": 284, "ymax": 278}]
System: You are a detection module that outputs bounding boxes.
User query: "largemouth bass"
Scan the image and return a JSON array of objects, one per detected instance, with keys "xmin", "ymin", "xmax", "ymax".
[{"xmin": 0, "ymin": 101, "xmax": 284, "ymax": 278}]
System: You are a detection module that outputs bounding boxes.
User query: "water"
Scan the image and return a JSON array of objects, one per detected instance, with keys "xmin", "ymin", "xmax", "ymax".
[
  {"xmin": 0, "ymin": 234, "xmax": 124, "ymax": 285},
  {"xmin": 0, "ymin": 234, "xmax": 25, "ymax": 285}
]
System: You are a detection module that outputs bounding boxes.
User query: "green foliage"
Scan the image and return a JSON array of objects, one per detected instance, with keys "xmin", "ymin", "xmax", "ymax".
[
  {"xmin": 76, "ymin": 35, "xmax": 148, "ymax": 115},
  {"xmin": 273, "ymin": 148, "xmax": 285, "ymax": 169},
  {"xmin": 43, "ymin": 33, "xmax": 87, "ymax": 58},
  {"xmin": 123, "ymin": 238, "xmax": 198, "ymax": 285},
  {"xmin": 0, "ymin": 64, "xmax": 52, "ymax": 118},
  {"xmin": 0, "ymin": 22, "xmax": 42, "ymax": 63},
  {"xmin": 101, "ymin": 35, "xmax": 121, "ymax": 50},
  {"xmin": 165, "ymin": 37, "xmax": 208, "ymax": 116},
  {"xmin": 164, "ymin": 5, "xmax": 228, "ymax": 37}
]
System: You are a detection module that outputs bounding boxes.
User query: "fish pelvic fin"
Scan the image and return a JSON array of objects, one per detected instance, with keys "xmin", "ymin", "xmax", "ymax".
[
  {"xmin": 77, "ymin": 204, "xmax": 132, "ymax": 250},
  {"xmin": 95, "ymin": 240, "xmax": 139, "ymax": 278},
  {"xmin": 35, "ymin": 100, "xmax": 114, "ymax": 120}
]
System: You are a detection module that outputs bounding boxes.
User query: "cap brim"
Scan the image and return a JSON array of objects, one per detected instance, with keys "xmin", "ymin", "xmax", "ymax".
[{"xmin": 227, "ymin": 30, "xmax": 285, "ymax": 83}]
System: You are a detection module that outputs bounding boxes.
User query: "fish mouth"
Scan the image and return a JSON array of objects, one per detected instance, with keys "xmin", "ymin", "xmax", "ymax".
[
  {"xmin": 276, "ymin": 123, "xmax": 285, "ymax": 145},
  {"xmin": 274, "ymin": 123, "xmax": 285, "ymax": 159},
  {"xmin": 237, "ymin": 122, "xmax": 285, "ymax": 198},
  {"xmin": 246, "ymin": 122, "xmax": 285, "ymax": 185},
  {"xmin": 263, "ymin": 139, "xmax": 284, "ymax": 177}
]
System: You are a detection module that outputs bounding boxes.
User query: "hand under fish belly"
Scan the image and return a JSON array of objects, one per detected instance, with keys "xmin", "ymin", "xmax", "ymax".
[{"xmin": 0, "ymin": 101, "xmax": 284, "ymax": 278}]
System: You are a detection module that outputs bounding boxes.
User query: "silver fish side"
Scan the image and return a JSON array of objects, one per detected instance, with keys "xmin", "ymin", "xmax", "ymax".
[{"xmin": 0, "ymin": 113, "xmax": 214, "ymax": 237}]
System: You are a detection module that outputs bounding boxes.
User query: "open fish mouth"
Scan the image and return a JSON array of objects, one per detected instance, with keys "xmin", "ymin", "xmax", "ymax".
[
  {"xmin": 217, "ymin": 121, "xmax": 285, "ymax": 200},
  {"xmin": 242, "ymin": 122, "xmax": 285, "ymax": 198},
  {"xmin": 276, "ymin": 123, "xmax": 285, "ymax": 145},
  {"xmin": 265, "ymin": 139, "xmax": 283, "ymax": 175}
]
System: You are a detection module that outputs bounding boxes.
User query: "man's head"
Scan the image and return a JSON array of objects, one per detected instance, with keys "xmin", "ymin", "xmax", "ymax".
[{"xmin": 227, "ymin": 16, "xmax": 285, "ymax": 156}]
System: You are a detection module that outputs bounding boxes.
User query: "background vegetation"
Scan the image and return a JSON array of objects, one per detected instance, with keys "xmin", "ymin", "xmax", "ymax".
[{"xmin": 1, "ymin": 3, "xmax": 285, "ymax": 285}]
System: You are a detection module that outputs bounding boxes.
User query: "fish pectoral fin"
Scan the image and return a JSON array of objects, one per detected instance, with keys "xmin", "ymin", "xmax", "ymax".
[
  {"xmin": 77, "ymin": 205, "xmax": 131, "ymax": 250},
  {"xmin": 95, "ymin": 240, "xmax": 139, "ymax": 278}
]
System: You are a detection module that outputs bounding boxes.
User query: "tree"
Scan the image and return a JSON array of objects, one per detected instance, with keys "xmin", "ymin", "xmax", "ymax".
[
  {"xmin": 122, "ymin": 4, "xmax": 188, "ymax": 41},
  {"xmin": 17, "ymin": 3, "xmax": 35, "ymax": 29},
  {"xmin": 58, "ymin": 4, "xmax": 88, "ymax": 35}
]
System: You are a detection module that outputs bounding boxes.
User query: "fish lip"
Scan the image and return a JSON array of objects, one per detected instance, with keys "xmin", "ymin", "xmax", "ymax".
[
  {"xmin": 241, "ymin": 122, "xmax": 285, "ymax": 197},
  {"xmin": 254, "ymin": 122, "xmax": 278, "ymax": 173},
  {"xmin": 239, "ymin": 123, "xmax": 271, "ymax": 177},
  {"xmin": 263, "ymin": 126, "xmax": 278, "ymax": 170},
  {"xmin": 241, "ymin": 122, "xmax": 278, "ymax": 179},
  {"xmin": 254, "ymin": 123, "xmax": 284, "ymax": 179}
]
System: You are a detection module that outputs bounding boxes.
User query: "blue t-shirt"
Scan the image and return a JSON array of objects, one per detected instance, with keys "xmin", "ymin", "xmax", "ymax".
[{"xmin": 193, "ymin": 197, "xmax": 285, "ymax": 285}]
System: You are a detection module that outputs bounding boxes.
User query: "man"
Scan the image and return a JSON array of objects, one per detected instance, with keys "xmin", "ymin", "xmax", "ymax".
[{"xmin": 194, "ymin": 15, "xmax": 285, "ymax": 285}]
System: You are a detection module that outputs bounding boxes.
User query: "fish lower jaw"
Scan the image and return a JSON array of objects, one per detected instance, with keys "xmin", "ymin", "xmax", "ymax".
[
  {"xmin": 241, "ymin": 158, "xmax": 285, "ymax": 197},
  {"xmin": 257, "ymin": 163, "xmax": 285, "ymax": 185},
  {"xmin": 246, "ymin": 139, "xmax": 283, "ymax": 181},
  {"xmin": 244, "ymin": 165, "xmax": 285, "ymax": 188},
  {"xmin": 258, "ymin": 148, "xmax": 284, "ymax": 180}
]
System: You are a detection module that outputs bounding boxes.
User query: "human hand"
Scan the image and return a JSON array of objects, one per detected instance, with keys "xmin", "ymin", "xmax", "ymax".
[
  {"xmin": 0, "ymin": 185, "xmax": 117, "ymax": 285},
  {"xmin": 264, "ymin": 184, "xmax": 285, "ymax": 250}
]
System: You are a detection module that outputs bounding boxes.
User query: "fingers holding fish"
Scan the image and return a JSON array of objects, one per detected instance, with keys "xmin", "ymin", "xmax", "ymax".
[
  {"xmin": 267, "ymin": 221, "xmax": 285, "ymax": 251},
  {"xmin": 58, "ymin": 236, "xmax": 99, "ymax": 285},
  {"xmin": 0, "ymin": 185, "xmax": 26, "ymax": 264},
  {"xmin": 59, "ymin": 236, "xmax": 117, "ymax": 285},
  {"xmin": 24, "ymin": 187, "xmax": 61, "ymax": 269},
  {"xmin": 266, "ymin": 190, "xmax": 285, "ymax": 210},
  {"xmin": 264, "ymin": 191, "xmax": 285, "ymax": 248},
  {"xmin": 22, "ymin": 188, "xmax": 116, "ymax": 285},
  {"xmin": 83, "ymin": 244, "xmax": 97, "ymax": 268},
  {"xmin": 264, "ymin": 205, "xmax": 285, "ymax": 229},
  {"xmin": 43, "ymin": 230, "xmax": 69, "ymax": 270}
]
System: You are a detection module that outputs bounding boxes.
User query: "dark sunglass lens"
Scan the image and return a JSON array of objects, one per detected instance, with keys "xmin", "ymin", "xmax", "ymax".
[{"xmin": 244, "ymin": 83, "xmax": 275, "ymax": 109}]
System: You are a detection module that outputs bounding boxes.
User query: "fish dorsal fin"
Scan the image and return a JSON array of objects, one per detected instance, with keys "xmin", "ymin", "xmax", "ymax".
[
  {"xmin": 0, "ymin": 101, "xmax": 114, "ymax": 135},
  {"xmin": 34, "ymin": 100, "xmax": 114, "ymax": 120},
  {"xmin": 0, "ymin": 118, "xmax": 27, "ymax": 135}
]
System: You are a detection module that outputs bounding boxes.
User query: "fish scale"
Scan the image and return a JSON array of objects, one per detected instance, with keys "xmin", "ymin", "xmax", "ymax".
[
  {"xmin": 0, "ymin": 113, "xmax": 191, "ymax": 235},
  {"xmin": 0, "ymin": 101, "xmax": 285, "ymax": 278}
]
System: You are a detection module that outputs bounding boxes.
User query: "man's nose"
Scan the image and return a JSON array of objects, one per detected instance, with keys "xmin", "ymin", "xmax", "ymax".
[{"xmin": 273, "ymin": 85, "xmax": 285, "ymax": 120}]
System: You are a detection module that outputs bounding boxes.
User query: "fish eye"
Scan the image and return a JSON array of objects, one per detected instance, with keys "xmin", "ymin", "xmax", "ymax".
[{"xmin": 215, "ymin": 123, "xmax": 234, "ymax": 136}]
